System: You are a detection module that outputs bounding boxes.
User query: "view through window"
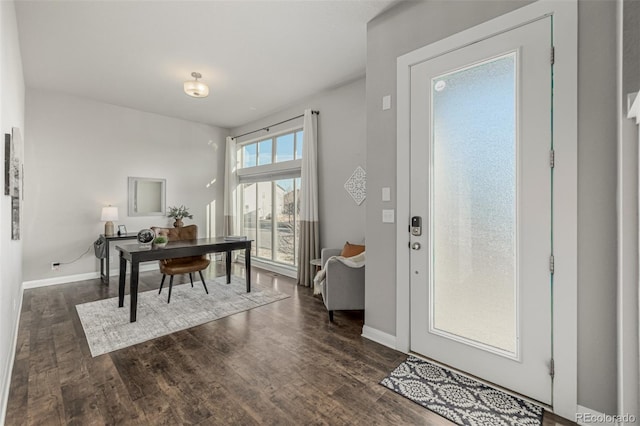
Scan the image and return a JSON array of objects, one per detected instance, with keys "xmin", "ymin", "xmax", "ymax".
[{"xmin": 238, "ymin": 130, "xmax": 303, "ymax": 268}]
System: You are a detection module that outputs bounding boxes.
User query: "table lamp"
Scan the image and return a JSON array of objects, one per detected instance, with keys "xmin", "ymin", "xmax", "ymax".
[{"xmin": 101, "ymin": 206, "xmax": 118, "ymax": 236}]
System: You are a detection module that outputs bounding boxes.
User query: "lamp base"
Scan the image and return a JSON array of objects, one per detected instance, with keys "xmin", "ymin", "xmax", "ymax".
[{"xmin": 105, "ymin": 221, "xmax": 115, "ymax": 236}]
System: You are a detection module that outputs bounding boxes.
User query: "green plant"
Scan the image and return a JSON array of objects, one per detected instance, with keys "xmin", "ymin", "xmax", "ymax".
[
  {"xmin": 154, "ymin": 236, "xmax": 168, "ymax": 244},
  {"xmin": 167, "ymin": 205, "xmax": 193, "ymax": 220}
]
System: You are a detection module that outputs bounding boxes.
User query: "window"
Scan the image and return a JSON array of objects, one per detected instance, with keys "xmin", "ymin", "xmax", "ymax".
[{"xmin": 237, "ymin": 129, "xmax": 303, "ymax": 268}]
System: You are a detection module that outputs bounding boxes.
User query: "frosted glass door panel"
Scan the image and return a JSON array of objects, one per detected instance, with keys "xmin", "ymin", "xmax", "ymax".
[{"xmin": 431, "ymin": 53, "xmax": 517, "ymax": 355}]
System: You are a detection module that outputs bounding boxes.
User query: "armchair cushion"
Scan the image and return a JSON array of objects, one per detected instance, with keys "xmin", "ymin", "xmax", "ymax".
[{"xmin": 340, "ymin": 242, "xmax": 365, "ymax": 258}]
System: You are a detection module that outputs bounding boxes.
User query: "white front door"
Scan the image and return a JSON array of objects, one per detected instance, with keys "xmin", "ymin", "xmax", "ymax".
[{"xmin": 409, "ymin": 16, "xmax": 553, "ymax": 404}]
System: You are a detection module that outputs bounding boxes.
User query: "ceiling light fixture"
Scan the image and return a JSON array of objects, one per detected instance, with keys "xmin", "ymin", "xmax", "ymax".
[{"xmin": 183, "ymin": 72, "xmax": 209, "ymax": 98}]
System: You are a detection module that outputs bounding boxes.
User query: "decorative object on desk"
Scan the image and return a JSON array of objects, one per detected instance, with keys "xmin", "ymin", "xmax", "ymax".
[
  {"xmin": 101, "ymin": 205, "xmax": 118, "ymax": 237},
  {"xmin": 167, "ymin": 204, "xmax": 193, "ymax": 227},
  {"xmin": 136, "ymin": 228, "xmax": 155, "ymax": 249},
  {"xmin": 76, "ymin": 275, "xmax": 289, "ymax": 357},
  {"xmin": 153, "ymin": 235, "xmax": 168, "ymax": 248},
  {"xmin": 344, "ymin": 165, "xmax": 366, "ymax": 205},
  {"xmin": 117, "ymin": 224, "xmax": 127, "ymax": 236}
]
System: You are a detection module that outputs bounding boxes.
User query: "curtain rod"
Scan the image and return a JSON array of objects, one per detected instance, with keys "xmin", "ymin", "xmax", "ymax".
[{"xmin": 231, "ymin": 110, "xmax": 319, "ymax": 140}]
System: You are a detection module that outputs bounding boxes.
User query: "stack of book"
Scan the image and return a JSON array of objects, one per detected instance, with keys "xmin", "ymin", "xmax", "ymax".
[{"xmin": 224, "ymin": 235, "xmax": 247, "ymax": 241}]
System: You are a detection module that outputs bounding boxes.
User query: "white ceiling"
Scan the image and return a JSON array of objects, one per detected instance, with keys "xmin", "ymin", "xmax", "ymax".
[{"xmin": 15, "ymin": 0, "xmax": 397, "ymax": 129}]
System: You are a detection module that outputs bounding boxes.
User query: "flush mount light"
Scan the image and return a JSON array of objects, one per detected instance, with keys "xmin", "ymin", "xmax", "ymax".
[{"xmin": 184, "ymin": 72, "xmax": 209, "ymax": 98}]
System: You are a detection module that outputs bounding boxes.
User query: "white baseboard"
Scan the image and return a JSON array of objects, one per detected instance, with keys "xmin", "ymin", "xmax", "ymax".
[
  {"xmin": 245, "ymin": 258, "xmax": 297, "ymax": 279},
  {"xmin": 0, "ymin": 285, "xmax": 24, "ymax": 425},
  {"xmin": 23, "ymin": 264, "xmax": 159, "ymax": 289},
  {"xmin": 575, "ymin": 405, "xmax": 635, "ymax": 425},
  {"xmin": 361, "ymin": 325, "xmax": 397, "ymax": 350}
]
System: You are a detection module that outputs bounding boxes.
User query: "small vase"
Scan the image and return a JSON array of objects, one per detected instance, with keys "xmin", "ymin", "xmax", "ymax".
[
  {"xmin": 173, "ymin": 218, "xmax": 183, "ymax": 228},
  {"xmin": 154, "ymin": 241, "xmax": 168, "ymax": 248}
]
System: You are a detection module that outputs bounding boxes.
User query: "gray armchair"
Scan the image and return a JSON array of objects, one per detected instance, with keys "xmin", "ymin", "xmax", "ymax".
[{"xmin": 320, "ymin": 248, "xmax": 365, "ymax": 322}]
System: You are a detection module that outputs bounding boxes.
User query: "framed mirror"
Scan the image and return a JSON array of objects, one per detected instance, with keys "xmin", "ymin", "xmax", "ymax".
[{"xmin": 128, "ymin": 177, "xmax": 166, "ymax": 216}]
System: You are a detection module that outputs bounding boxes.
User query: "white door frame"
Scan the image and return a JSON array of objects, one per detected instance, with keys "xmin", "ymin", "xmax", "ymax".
[
  {"xmin": 618, "ymin": 0, "xmax": 639, "ymax": 420},
  {"xmin": 396, "ymin": 0, "xmax": 577, "ymax": 418}
]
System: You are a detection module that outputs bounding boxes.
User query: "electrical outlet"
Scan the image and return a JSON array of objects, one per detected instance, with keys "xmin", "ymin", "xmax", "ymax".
[{"xmin": 51, "ymin": 262, "xmax": 60, "ymax": 271}]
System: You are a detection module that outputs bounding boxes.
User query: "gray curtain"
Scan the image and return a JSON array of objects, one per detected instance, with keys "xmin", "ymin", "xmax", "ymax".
[{"xmin": 297, "ymin": 109, "xmax": 319, "ymax": 287}]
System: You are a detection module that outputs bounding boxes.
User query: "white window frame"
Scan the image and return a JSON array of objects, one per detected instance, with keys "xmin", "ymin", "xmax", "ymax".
[{"xmin": 237, "ymin": 127, "xmax": 303, "ymax": 272}]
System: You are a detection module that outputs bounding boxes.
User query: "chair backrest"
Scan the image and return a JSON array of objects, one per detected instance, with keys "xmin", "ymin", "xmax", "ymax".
[{"xmin": 151, "ymin": 224, "xmax": 198, "ymax": 242}]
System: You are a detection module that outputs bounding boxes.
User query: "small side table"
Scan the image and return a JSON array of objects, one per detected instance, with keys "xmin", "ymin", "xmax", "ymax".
[
  {"xmin": 100, "ymin": 233, "xmax": 138, "ymax": 285},
  {"xmin": 310, "ymin": 258, "xmax": 322, "ymax": 272}
]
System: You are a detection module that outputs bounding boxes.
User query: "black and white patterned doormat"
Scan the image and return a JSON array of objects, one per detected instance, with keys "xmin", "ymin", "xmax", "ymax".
[{"xmin": 380, "ymin": 356, "xmax": 544, "ymax": 426}]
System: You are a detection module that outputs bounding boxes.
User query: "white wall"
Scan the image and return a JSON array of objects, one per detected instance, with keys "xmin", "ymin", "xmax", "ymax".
[
  {"xmin": 576, "ymin": 0, "xmax": 618, "ymax": 413},
  {"xmin": 365, "ymin": 0, "xmax": 619, "ymax": 415},
  {"xmin": 0, "ymin": 0, "xmax": 25, "ymax": 422},
  {"xmin": 365, "ymin": 0, "xmax": 529, "ymax": 343},
  {"xmin": 618, "ymin": 0, "xmax": 639, "ymax": 419},
  {"xmin": 23, "ymin": 89, "xmax": 228, "ymax": 282},
  {"xmin": 230, "ymin": 77, "xmax": 366, "ymax": 250}
]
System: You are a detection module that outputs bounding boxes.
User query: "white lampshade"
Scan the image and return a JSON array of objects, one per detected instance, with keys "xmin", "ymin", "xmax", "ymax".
[
  {"xmin": 184, "ymin": 72, "xmax": 209, "ymax": 98},
  {"xmin": 101, "ymin": 206, "xmax": 119, "ymax": 221}
]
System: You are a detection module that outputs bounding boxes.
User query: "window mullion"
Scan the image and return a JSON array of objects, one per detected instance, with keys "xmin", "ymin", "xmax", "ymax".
[
  {"xmin": 255, "ymin": 183, "xmax": 259, "ymax": 257},
  {"xmin": 271, "ymin": 181, "xmax": 276, "ymax": 262},
  {"xmin": 293, "ymin": 179, "xmax": 297, "ymax": 266}
]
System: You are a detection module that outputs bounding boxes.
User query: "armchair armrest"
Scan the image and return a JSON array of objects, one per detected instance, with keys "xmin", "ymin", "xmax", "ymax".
[
  {"xmin": 321, "ymin": 248, "xmax": 342, "ymax": 268},
  {"xmin": 323, "ymin": 259, "xmax": 365, "ymax": 311}
]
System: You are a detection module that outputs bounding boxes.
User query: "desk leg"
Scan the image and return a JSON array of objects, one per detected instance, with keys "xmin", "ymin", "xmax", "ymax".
[
  {"xmin": 118, "ymin": 254, "xmax": 126, "ymax": 307},
  {"xmin": 245, "ymin": 244, "xmax": 251, "ymax": 293},
  {"xmin": 130, "ymin": 261, "xmax": 139, "ymax": 323},
  {"xmin": 104, "ymin": 242, "xmax": 110, "ymax": 285},
  {"xmin": 226, "ymin": 250, "xmax": 231, "ymax": 284},
  {"xmin": 100, "ymin": 257, "xmax": 105, "ymax": 284}
]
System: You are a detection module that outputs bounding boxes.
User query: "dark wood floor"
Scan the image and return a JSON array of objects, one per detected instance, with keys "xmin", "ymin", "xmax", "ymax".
[{"xmin": 5, "ymin": 262, "xmax": 574, "ymax": 425}]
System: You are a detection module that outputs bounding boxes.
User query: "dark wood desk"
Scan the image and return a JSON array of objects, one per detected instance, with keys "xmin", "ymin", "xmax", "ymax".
[
  {"xmin": 116, "ymin": 238, "xmax": 252, "ymax": 322},
  {"xmin": 100, "ymin": 233, "xmax": 139, "ymax": 284}
]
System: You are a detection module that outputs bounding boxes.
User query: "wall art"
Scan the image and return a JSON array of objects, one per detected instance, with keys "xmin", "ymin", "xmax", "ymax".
[
  {"xmin": 4, "ymin": 133, "xmax": 10, "ymax": 196},
  {"xmin": 344, "ymin": 166, "xmax": 366, "ymax": 205},
  {"xmin": 10, "ymin": 127, "xmax": 22, "ymax": 240}
]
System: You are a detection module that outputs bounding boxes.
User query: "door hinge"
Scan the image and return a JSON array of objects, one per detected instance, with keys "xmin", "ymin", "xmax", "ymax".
[
  {"xmin": 551, "ymin": 46, "xmax": 555, "ymax": 65},
  {"xmin": 549, "ymin": 255, "xmax": 555, "ymax": 274},
  {"xmin": 550, "ymin": 149, "xmax": 555, "ymax": 168},
  {"xmin": 549, "ymin": 358, "xmax": 555, "ymax": 379}
]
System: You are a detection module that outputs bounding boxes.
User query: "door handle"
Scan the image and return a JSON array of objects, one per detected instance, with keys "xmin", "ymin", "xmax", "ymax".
[{"xmin": 412, "ymin": 242, "xmax": 421, "ymax": 250}]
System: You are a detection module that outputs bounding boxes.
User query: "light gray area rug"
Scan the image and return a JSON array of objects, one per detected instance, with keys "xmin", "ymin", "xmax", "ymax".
[{"xmin": 76, "ymin": 275, "xmax": 289, "ymax": 357}]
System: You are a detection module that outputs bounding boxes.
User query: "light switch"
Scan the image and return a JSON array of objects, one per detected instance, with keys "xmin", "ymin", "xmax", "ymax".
[
  {"xmin": 382, "ymin": 209, "xmax": 395, "ymax": 223},
  {"xmin": 382, "ymin": 95, "xmax": 391, "ymax": 110},
  {"xmin": 382, "ymin": 187, "xmax": 391, "ymax": 201}
]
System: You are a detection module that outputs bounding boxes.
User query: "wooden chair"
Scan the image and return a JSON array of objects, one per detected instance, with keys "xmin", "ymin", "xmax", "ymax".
[{"xmin": 150, "ymin": 225, "xmax": 210, "ymax": 303}]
